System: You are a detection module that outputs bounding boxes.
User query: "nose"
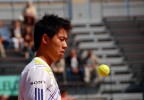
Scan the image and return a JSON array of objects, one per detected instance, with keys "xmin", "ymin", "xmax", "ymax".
[{"xmin": 62, "ymin": 41, "xmax": 67, "ymax": 49}]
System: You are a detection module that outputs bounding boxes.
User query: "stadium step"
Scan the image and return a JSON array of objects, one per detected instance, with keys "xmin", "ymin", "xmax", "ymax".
[
  {"xmin": 5, "ymin": 49, "xmax": 24, "ymax": 57},
  {"xmin": 100, "ymin": 83, "xmax": 130, "ymax": 93},
  {"xmin": 79, "ymin": 41, "xmax": 116, "ymax": 50},
  {"xmin": 104, "ymin": 16, "xmax": 144, "ymax": 92},
  {"xmin": 102, "ymin": 74, "xmax": 135, "ymax": 83},
  {"xmin": 120, "ymin": 45, "xmax": 144, "ymax": 53},
  {"xmin": 72, "ymin": 27, "xmax": 106, "ymax": 34},
  {"xmin": 0, "ymin": 49, "xmax": 26, "ymax": 75},
  {"xmin": 0, "ymin": 57, "xmax": 25, "ymax": 62}
]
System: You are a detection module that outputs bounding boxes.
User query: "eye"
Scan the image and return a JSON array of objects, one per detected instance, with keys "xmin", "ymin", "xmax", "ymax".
[
  {"xmin": 59, "ymin": 37, "xmax": 65, "ymax": 41},
  {"xmin": 59, "ymin": 36, "xmax": 67, "ymax": 42}
]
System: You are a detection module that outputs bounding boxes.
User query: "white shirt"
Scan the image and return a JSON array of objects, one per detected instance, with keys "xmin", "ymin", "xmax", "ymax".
[
  {"xmin": 18, "ymin": 57, "xmax": 61, "ymax": 100},
  {"xmin": 71, "ymin": 57, "xmax": 78, "ymax": 68}
]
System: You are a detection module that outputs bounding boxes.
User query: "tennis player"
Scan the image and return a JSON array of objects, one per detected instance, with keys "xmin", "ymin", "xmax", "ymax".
[{"xmin": 18, "ymin": 14, "xmax": 71, "ymax": 100}]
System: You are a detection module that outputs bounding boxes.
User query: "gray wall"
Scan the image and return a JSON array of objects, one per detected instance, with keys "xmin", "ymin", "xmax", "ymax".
[
  {"xmin": 72, "ymin": 1, "xmax": 144, "ymax": 20},
  {"xmin": 0, "ymin": 1, "xmax": 144, "ymax": 20}
]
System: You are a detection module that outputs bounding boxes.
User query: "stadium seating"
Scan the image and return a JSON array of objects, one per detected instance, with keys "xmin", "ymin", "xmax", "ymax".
[
  {"xmin": 73, "ymin": 93, "xmax": 142, "ymax": 100},
  {"xmin": 104, "ymin": 16, "xmax": 144, "ymax": 94},
  {"xmin": 0, "ymin": 49, "xmax": 25, "ymax": 75},
  {"xmin": 69, "ymin": 18, "xmax": 136, "ymax": 95}
]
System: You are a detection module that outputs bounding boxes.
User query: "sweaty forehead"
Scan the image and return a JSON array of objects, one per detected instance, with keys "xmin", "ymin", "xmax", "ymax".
[{"xmin": 57, "ymin": 29, "xmax": 67, "ymax": 37}]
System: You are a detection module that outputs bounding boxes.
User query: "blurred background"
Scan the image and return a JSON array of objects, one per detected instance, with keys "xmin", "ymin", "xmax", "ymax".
[{"xmin": 0, "ymin": 0, "xmax": 144, "ymax": 100}]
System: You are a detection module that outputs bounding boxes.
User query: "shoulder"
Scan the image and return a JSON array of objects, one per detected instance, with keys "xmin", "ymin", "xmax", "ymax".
[
  {"xmin": 21, "ymin": 58, "xmax": 54, "ymax": 80},
  {"xmin": 19, "ymin": 66, "xmax": 52, "ymax": 89},
  {"xmin": 23, "ymin": 65, "xmax": 51, "ymax": 78},
  {"xmin": 21, "ymin": 61, "xmax": 51, "ymax": 79}
]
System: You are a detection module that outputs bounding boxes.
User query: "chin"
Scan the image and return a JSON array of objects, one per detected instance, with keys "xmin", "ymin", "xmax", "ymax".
[
  {"xmin": 54, "ymin": 56, "xmax": 61, "ymax": 62},
  {"xmin": 53, "ymin": 53, "xmax": 63, "ymax": 61}
]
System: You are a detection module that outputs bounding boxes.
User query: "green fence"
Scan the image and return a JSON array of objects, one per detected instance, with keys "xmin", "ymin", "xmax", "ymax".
[{"xmin": 0, "ymin": 75, "xmax": 19, "ymax": 96}]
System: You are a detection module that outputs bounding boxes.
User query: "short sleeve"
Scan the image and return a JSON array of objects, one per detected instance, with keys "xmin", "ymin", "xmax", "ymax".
[{"xmin": 24, "ymin": 67, "xmax": 50, "ymax": 100}]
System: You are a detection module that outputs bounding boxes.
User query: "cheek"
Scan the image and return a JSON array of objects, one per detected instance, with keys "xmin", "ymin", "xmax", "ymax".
[
  {"xmin": 51, "ymin": 40, "xmax": 61, "ymax": 54},
  {"xmin": 52, "ymin": 39, "xmax": 61, "ymax": 48}
]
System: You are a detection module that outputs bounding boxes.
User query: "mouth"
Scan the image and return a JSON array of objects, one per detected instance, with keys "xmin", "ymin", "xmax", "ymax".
[
  {"xmin": 59, "ymin": 51, "xmax": 65, "ymax": 57},
  {"xmin": 61, "ymin": 51, "xmax": 65, "ymax": 54}
]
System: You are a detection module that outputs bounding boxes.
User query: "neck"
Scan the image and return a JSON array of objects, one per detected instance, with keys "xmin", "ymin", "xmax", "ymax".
[{"xmin": 36, "ymin": 50, "xmax": 53, "ymax": 66}]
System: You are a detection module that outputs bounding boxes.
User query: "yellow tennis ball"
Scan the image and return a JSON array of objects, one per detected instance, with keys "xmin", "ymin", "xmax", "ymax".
[{"xmin": 98, "ymin": 64, "xmax": 110, "ymax": 77}]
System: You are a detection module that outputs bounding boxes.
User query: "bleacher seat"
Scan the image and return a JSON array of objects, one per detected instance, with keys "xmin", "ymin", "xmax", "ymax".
[
  {"xmin": 100, "ymin": 83, "xmax": 130, "ymax": 93},
  {"xmin": 72, "ymin": 19, "xmax": 102, "ymax": 26},
  {"xmin": 0, "ymin": 50, "xmax": 26, "ymax": 75},
  {"xmin": 99, "ymin": 57, "xmax": 124, "ymax": 64},
  {"xmin": 112, "ymin": 93, "xmax": 143, "ymax": 100},
  {"xmin": 79, "ymin": 41, "xmax": 115, "ymax": 49},
  {"xmin": 110, "ymin": 65, "xmax": 129, "ymax": 73},
  {"xmin": 91, "ymin": 49, "xmax": 120, "ymax": 56},
  {"xmin": 72, "ymin": 27, "xmax": 106, "ymax": 34},
  {"xmin": 103, "ymin": 74, "xmax": 134, "ymax": 83},
  {"xmin": 74, "ymin": 33, "xmax": 111, "ymax": 42}
]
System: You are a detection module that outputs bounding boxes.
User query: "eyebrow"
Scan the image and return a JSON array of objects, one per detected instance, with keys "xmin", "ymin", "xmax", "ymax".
[
  {"xmin": 58, "ymin": 35, "xmax": 67, "ymax": 40},
  {"xmin": 58, "ymin": 35, "xmax": 67, "ymax": 37}
]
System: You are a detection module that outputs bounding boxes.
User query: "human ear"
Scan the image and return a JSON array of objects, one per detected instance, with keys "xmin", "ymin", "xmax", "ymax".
[{"xmin": 42, "ymin": 34, "xmax": 49, "ymax": 45}]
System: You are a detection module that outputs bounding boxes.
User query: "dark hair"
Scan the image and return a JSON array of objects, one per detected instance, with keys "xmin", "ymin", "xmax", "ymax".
[{"xmin": 34, "ymin": 14, "xmax": 71, "ymax": 51}]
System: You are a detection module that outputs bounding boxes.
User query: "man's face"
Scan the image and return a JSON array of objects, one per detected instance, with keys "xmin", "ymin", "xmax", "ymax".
[{"xmin": 46, "ymin": 29, "xmax": 68, "ymax": 62}]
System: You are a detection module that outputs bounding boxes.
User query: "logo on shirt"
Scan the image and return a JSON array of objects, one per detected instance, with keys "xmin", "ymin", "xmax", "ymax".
[
  {"xmin": 35, "ymin": 59, "xmax": 45, "ymax": 65},
  {"xmin": 35, "ymin": 88, "xmax": 43, "ymax": 100},
  {"xmin": 30, "ymin": 81, "xmax": 46, "ymax": 85}
]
